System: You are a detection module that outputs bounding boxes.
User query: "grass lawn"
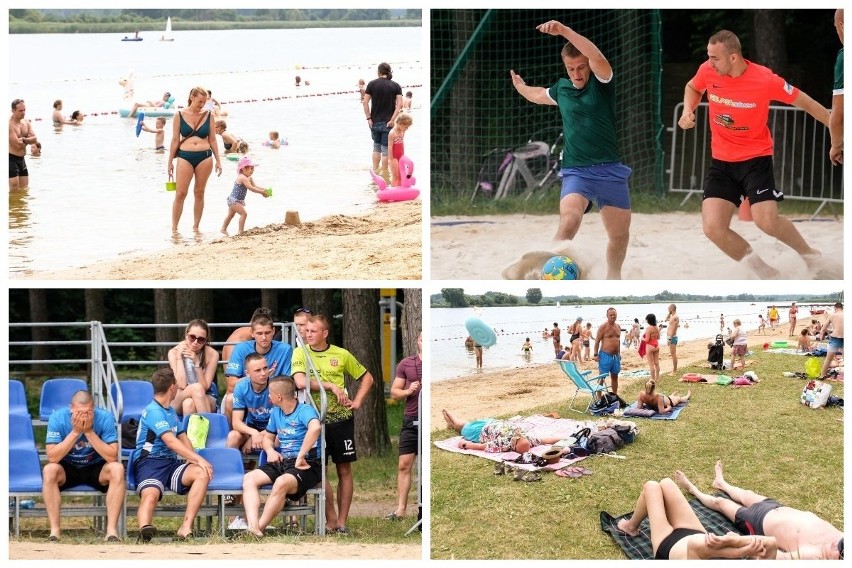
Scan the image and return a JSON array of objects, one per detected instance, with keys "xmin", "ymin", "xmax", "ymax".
[{"xmin": 430, "ymin": 350, "xmax": 843, "ymax": 559}]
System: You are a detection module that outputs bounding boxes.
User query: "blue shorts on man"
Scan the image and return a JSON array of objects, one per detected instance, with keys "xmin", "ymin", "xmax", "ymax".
[{"xmin": 598, "ymin": 350, "xmax": 621, "ymax": 376}]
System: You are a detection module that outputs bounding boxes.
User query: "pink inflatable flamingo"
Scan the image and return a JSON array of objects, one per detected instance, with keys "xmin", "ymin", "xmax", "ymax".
[{"xmin": 370, "ymin": 154, "xmax": 420, "ymax": 202}]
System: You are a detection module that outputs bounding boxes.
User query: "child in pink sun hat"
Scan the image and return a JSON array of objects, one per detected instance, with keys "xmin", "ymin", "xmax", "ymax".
[{"xmin": 221, "ymin": 156, "xmax": 269, "ymax": 235}]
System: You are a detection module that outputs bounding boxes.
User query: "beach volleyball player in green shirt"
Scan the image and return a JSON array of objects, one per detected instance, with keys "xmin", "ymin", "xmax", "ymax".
[{"xmin": 511, "ymin": 20, "xmax": 631, "ymax": 280}]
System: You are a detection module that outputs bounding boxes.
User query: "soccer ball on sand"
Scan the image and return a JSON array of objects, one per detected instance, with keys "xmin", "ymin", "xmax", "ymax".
[{"xmin": 542, "ymin": 256, "xmax": 581, "ymax": 280}]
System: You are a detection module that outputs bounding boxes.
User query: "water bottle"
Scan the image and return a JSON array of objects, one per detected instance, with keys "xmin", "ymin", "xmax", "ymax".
[
  {"xmin": 182, "ymin": 355, "xmax": 198, "ymax": 385},
  {"xmin": 20, "ymin": 499, "xmax": 35, "ymax": 509}
]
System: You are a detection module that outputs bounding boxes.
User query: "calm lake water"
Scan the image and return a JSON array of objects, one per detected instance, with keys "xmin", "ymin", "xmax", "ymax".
[
  {"xmin": 9, "ymin": 27, "xmax": 424, "ymax": 274},
  {"xmin": 430, "ymin": 301, "xmax": 824, "ymax": 381}
]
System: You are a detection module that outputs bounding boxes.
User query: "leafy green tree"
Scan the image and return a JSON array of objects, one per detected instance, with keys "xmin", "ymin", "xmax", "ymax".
[
  {"xmin": 441, "ymin": 288, "xmax": 468, "ymax": 308},
  {"xmin": 526, "ymin": 288, "xmax": 543, "ymax": 304}
]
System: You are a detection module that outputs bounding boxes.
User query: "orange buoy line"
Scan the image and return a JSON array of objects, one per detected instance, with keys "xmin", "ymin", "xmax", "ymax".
[{"xmin": 27, "ymin": 83, "xmax": 423, "ymax": 122}]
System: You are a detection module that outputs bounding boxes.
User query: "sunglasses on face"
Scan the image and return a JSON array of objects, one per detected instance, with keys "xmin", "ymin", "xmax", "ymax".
[
  {"xmin": 187, "ymin": 333, "xmax": 207, "ymax": 345},
  {"xmin": 295, "ymin": 307, "xmax": 313, "ymax": 315}
]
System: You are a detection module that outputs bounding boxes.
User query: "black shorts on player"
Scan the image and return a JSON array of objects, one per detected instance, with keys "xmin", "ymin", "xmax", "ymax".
[{"xmin": 703, "ymin": 156, "xmax": 783, "ymax": 207}]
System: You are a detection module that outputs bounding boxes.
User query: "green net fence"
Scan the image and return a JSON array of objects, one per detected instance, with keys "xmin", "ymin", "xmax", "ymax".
[{"xmin": 431, "ymin": 9, "xmax": 665, "ymax": 204}]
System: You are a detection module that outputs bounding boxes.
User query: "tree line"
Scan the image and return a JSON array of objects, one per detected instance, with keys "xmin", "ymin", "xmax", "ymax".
[
  {"xmin": 10, "ymin": 288, "xmax": 422, "ymax": 457},
  {"xmin": 11, "ymin": 9, "xmax": 421, "ymax": 24}
]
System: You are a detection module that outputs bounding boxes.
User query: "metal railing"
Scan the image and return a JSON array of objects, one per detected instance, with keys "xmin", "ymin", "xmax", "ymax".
[{"xmin": 668, "ymin": 102, "xmax": 843, "ymax": 216}]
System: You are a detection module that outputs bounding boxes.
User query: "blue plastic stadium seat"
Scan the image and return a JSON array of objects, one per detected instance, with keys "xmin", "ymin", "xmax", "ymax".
[
  {"xmin": 199, "ymin": 448, "xmax": 245, "ymax": 492},
  {"xmin": 9, "ymin": 413, "xmax": 37, "ymax": 450},
  {"xmin": 40, "ymin": 378, "xmax": 89, "ymax": 421},
  {"xmin": 10, "ymin": 379, "xmax": 30, "ymax": 417},
  {"xmin": 180, "ymin": 413, "xmax": 230, "ymax": 448},
  {"xmin": 9, "ymin": 447, "xmax": 43, "ymax": 493},
  {"xmin": 110, "ymin": 380, "xmax": 154, "ymax": 421}
]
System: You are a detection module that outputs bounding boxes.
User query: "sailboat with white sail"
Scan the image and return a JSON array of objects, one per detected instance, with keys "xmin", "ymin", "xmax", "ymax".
[{"xmin": 160, "ymin": 17, "xmax": 174, "ymax": 42}]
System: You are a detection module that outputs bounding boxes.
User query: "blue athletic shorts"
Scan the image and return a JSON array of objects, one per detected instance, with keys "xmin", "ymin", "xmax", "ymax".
[
  {"xmin": 598, "ymin": 351, "xmax": 622, "ymax": 376},
  {"xmin": 559, "ymin": 162, "xmax": 632, "ymax": 210},
  {"xmin": 669, "ymin": 335, "xmax": 679, "ymax": 346},
  {"xmin": 829, "ymin": 337, "xmax": 844, "ymax": 350},
  {"xmin": 134, "ymin": 456, "xmax": 191, "ymax": 500}
]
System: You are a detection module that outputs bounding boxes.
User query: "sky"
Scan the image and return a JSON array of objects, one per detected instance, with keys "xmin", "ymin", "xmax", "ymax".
[{"xmin": 430, "ymin": 280, "xmax": 844, "ymax": 298}]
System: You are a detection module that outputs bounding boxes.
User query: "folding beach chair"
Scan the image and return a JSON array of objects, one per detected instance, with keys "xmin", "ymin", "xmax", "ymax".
[{"xmin": 557, "ymin": 360, "xmax": 610, "ymax": 413}]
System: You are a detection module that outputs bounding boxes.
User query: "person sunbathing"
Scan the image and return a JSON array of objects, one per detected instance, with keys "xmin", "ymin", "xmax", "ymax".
[
  {"xmin": 674, "ymin": 461, "xmax": 843, "ymax": 560},
  {"xmin": 797, "ymin": 328, "xmax": 814, "ymax": 353},
  {"xmin": 616, "ymin": 477, "xmax": 777, "ymax": 560},
  {"xmin": 637, "ymin": 380, "xmax": 691, "ymax": 414},
  {"xmin": 441, "ymin": 409, "xmax": 563, "ymax": 453}
]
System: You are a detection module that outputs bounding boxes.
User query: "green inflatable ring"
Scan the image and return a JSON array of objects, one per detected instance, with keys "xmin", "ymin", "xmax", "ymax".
[{"xmin": 771, "ymin": 340, "xmax": 789, "ymax": 348}]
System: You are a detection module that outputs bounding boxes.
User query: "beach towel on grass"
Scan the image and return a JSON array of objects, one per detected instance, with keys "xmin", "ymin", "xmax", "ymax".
[
  {"xmin": 600, "ymin": 494, "xmax": 737, "ymax": 560},
  {"xmin": 433, "ymin": 414, "xmax": 594, "ymax": 471},
  {"xmin": 765, "ymin": 348, "xmax": 809, "ymax": 355},
  {"xmin": 624, "ymin": 401, "xmax": 687, "ymax": 420}
]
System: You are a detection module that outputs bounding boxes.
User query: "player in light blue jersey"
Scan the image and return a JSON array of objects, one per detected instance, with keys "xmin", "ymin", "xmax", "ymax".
[
  {"xmin": 132, "ymin": 368, "xmax": 213, "ymax": 542},
  {"xmin": 43, "ymin": 390, "xmax": 124, "ymax": 542}
]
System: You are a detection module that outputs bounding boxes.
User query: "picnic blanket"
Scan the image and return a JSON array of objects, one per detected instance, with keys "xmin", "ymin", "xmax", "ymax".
[
  {"xmin": 600, "ymin": 494, "xmax": 738, "ymax": 560},
  {"xmin": 433, "ymin": 414, "xmax": 595, "ymax": 471},
  {"xmin": 624, "ymin": 401, "xmax": 688, "ymax": 420}
]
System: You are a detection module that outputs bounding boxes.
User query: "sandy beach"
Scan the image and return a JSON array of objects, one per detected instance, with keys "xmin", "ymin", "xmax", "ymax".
[
  {"xmin": 432, "ymin": 325, "xmax": 793, "ymax": 431},
  {"xmin": 430, "ymin": 212, "xmax": 843, "ymax": 280},
  {"xmin": 16, "ymin": 200, "xmax": 421, "ymax": 280},
  {"xmin": 9, "ymin": 541, "xmax": 420, "ymax": 560}
]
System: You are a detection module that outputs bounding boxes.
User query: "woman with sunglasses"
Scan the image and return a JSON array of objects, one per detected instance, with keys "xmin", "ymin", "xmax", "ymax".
[{"xmin": 168, "ymin": 319, "xmax": 220, "ymax": 415}]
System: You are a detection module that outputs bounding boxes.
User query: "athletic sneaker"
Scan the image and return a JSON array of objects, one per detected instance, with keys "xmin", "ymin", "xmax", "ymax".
[{"xmin": 228, "ymin": 516, "xmax": 249, "ymax": 530}]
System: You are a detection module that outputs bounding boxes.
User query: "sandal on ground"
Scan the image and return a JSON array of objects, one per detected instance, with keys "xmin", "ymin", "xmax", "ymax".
[
  {"xmin": 105, "ymin": 535, "xmax": 121, "ymax": 543},
  {"xmin": 138, "ymin": 524, "xmax": 157, "ymax": 543},
  {"xmin": 335, "ymin": 527, "xmax": 351, "ymax": 535},
  {"xmin": 520, "ymin": 471, "xmax": 542, "ymax": 482}
]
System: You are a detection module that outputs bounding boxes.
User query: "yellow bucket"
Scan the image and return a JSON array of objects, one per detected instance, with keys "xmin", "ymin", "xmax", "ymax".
[{"xmin": 165, "ymin": 180, "xmax": 176, "ymax": 191}]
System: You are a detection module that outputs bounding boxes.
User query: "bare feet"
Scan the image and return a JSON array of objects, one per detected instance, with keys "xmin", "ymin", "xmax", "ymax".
[
  {"xmin": 220, "ymin": 228, "xmax": 228, "ymax": 235},
  {"xmin": 711, "ymin": 460, "xmax": 726, "ymax": 491},
  {"xmin": 673, "ymin": 469, "xmax": 699, "ymax": 496},
  {"xmin": 683, "ymin": 389, "xmax": 692, "ymax": 401},
  {"xmin": 442, "ymin": 409, "xmax": 458, "ymax": 430},
  {"xmin": 616, "ymin": 518, "xmax": 640, "ymax": 537}
]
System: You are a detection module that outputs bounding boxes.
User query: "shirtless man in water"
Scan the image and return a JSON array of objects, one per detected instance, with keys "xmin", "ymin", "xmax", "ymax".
[
  {"xmin": 593, "ymin": 307, "xmax": 622, "ymax": 394},
  {"xmin": 675, "ymin": 461, "xmax": 843, "ymax": 560},
  {"xmin": 9, "ymin": 99, "xmax": 38, "ymax": 191},
  {"xmin": 665, "ymin": 304, "xmax": 681, "ymax": 376}
]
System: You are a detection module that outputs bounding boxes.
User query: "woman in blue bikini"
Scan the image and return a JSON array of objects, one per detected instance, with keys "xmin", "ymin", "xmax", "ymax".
[
  {"xmin": 616, "ymin": 477, "xmax": 777, "ymax": 559},
  {"xmin": 168, "ymin": 86, "xmax": 222, "ymax": 233}
]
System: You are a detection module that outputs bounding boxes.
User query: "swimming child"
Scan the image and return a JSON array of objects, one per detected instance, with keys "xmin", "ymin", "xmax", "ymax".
[
  {"xmin": 521, "ymin": 337, "xmax": 533, "ymax": 353},
  {"xmin": 140, "ymin": 116, "xmax": 167, "ymax": 151},
  {"xmin": 29, "ymin": 142, "xmax": 42, "ymax": 157},
  {"xmin": 221, "ymin": 156, "xmax": 269, "ymax": 235},
  {"xmin": 70, "ymin": 110, "xmax": 85, "ymax": 124},
  {"xmin": 263, "ymin": 131, "xmax": 281, "ymax": 149},
  {"xmin": 388, "ymin": 113, "xmax": 413, "ymax": 187}
]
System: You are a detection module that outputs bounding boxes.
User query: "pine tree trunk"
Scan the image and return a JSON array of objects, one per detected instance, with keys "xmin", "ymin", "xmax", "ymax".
[
  {"xmin": 260, "ymin": 289, "xmax": 279, "ymax": 318},
  {"xmin": 84, "ymin": 290, "xmax": 105, "ymax": 379},
  {"xmin": 154, "ymin": 289, "xmax": 178, "ymax": 363},
  {"xmin": 29, "ymin": 289, "xmax": 50, "ymax": 371},
  {"xmin": 342, "ymin": 289, "xmax": 390, "ymax": 456},
  {"xmin": 401, "ymin": 289, "xmax": 423, "ymax": 357}
]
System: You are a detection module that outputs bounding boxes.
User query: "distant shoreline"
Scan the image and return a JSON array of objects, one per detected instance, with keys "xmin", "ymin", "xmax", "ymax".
[{"xmin": 10, "ymin": 20, "xmax": 421, "ymax": 34}]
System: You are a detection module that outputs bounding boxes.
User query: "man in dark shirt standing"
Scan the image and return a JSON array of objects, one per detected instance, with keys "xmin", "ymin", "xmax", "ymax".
[{"xmin": 363, "ymin": 62, "xmax": 403, "ymax": 180}]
